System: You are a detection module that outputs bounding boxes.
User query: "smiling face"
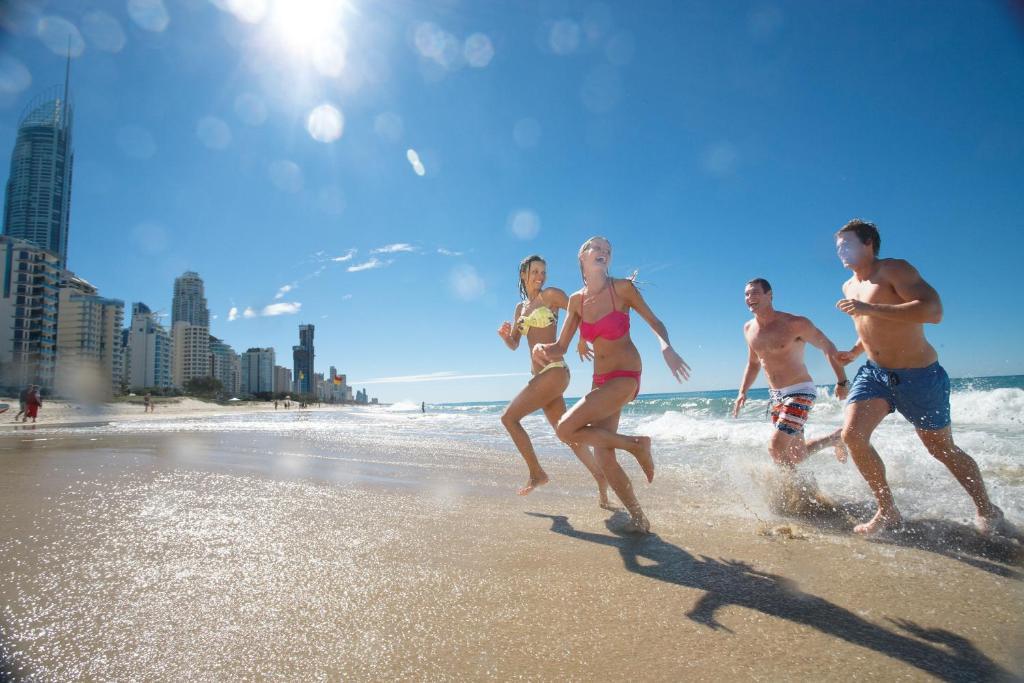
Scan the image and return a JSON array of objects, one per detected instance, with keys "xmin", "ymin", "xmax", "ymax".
[
  {"xmin": 521, "ymin": 259, "xmax": 546, "ymax": 294},
  {"xmin": 744, "ymin": 282, "xmax": 771, "ymax": 312},
  {"xmin": 579, "ymin": 237, "xmax": 612, "ymax": 278}
]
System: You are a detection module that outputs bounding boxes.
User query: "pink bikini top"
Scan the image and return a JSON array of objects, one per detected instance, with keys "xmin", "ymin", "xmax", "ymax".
[{"xmin": 579, "ymin": 279, "xmax": 630, "ymax": 343}]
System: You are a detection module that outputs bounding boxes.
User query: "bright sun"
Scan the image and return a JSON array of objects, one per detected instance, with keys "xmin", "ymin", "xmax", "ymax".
[{"xmin": 270, "ymin": 0, "xmax": 350, "ymax": 52}]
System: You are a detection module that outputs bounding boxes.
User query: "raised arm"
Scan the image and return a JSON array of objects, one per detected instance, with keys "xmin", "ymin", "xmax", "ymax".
[
  {"xmin": 795, "ymin": 317, "xmax": 849, "ymax": 398},
  {"xmin": 497, "ymin": 302, "xmax": 523, "ymax": 351},
  {"xmin": 622, "ymin": 279, "xmax": 691, "ymax": 382},
  {"xmin": 733, "ymin": 338, "xmax": 761, "ymax": 417},
  {"xmin": 837, "ymin": 260, "xmax": 943, "ymax": 324}
]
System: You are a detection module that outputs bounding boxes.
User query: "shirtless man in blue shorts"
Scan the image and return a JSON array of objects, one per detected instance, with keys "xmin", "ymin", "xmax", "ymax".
[{"xmin": 834, "ymin": 219, "xmax": 1005, "ymax": 536}]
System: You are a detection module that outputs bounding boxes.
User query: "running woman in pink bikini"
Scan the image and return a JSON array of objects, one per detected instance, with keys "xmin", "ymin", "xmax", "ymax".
[
  {"xmin": 498, "ymin": 255, "xmax": 610, "ymax": 503},
  {"xmin": 533, "ymin": 237, "xmax": 691, "ymax": 533}
]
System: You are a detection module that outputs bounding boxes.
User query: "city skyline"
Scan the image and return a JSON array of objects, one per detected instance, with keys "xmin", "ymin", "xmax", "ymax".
[{"xmin": 0, "ymin": 2, "xmax": 1021, "ymax": 403}]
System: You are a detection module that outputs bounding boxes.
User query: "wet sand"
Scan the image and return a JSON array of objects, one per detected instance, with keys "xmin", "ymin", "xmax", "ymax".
[{"xmin": 1, "ymin": 428, "xmax": 1022, "ymax": 680}]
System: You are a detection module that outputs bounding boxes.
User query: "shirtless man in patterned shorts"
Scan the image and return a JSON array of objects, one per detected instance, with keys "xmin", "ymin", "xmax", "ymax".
[{"xmin": 733, "ymin": 278, "xmax": 849, "ymax": 467}]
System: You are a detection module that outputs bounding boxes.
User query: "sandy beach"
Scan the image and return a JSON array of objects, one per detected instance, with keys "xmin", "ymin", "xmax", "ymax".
[{"xmin": 1, "ymin": 408, "xmax": 1021, "ymax": 681}]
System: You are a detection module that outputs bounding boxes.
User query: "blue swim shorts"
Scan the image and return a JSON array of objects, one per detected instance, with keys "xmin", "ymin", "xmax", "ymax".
[{"xmin": 847, "ymin": 361, "xmax": 951, "ymax": 431}]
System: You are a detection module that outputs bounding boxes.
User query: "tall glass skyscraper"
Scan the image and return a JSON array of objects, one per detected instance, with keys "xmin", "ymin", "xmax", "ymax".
[
  {"xmin": 171, "ymin": 271, "xmax": 209, "ymax": 327},
  {"xmin": 293, "ymin": 324, "xmax": 314, "ymax": 395},
  {"xmin": 2, "ymin": 64, "xmax": 74, "ymax": 268}
]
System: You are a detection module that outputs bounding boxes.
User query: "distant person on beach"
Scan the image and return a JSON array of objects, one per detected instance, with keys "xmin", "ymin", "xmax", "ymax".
[
  {"xmin": 534, "ymin": 237, "xmax": 691, "ymax": 533},
  {"xmin": 732, "ymin": 278, "xmax": 849, "ymax": 467},
  {"xmin": 144, "ymin": 393, "xmax": 153, "ymax": 413},
  {"xmin": 421, "ymin": 401, "xmax": 425, "ymax": 414},
  {"xmin": 834, "ymin": 219, "xmax": 1006, "ymax": 536},
  {"xmin": 23, "ymin": 385, "xmax": 41, "ymax": 423},
  {"xmin": 14, "ymin": 384, "xmax": 30, "ymax": 421},
  {"xmin": 498, "ymin": 254, "xmax": 610, "ymax": 504}
]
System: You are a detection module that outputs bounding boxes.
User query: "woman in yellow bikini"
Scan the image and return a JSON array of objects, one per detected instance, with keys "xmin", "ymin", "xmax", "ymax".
[{"xmin": 498, "ymin": 255, "xmax": 610, "ymax": 503}]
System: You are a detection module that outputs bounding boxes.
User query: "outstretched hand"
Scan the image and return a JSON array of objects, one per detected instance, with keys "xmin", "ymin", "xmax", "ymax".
[
  {"xmin": 576, "ymin": 338, "xmax": 593, "ymax": 362},
  {"xmin": 832, "ymin": 346, "xmax": 861, "ymax": 366},
  {"xmin": 664, "ymin": 347, "xmax": 691, "ymax": 382},
  {"xmin": 497, "ymin": 321, "xmax": 513, "ymax": 341},
  {"xmin": 732, "ymin": 393, "xmax": 746, "ymax": 418}
]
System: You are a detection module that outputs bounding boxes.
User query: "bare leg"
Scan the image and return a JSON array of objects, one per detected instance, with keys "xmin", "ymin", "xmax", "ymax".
[
  {"xmin": 543, "ymin": 396, "xmax": 610, "ymax": 507},
  {"xmin": 915, "ymin": 426, "xmax": 1003, "ymax": 534},
  {"xmin": 502, "ymin": 371, "xmax": 573, "ymax": 495},
  {"xmin": 768, "ymin": 428, "xmax": 808, "ymax": 467},
  {"xmin": 805, "ymin": 427, "xmax": 848, "ymax": 463},
  {"xmin": 556, "ymin": 378, "xmax": 653, "ymax": 482},
  {"xmin": 842, "ymin": 399, "xmax": 902, "ymax": 535},
  {"xmin": 590, "ymin": 411, "xmax": 649, "ymax": 533}
]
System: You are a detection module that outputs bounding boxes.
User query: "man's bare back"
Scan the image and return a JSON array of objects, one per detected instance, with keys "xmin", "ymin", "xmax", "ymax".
[
  {"xmin": 839, "ymin": 258, "xmax": 940, "ymax": 369},
  {"xmin": 744, "ymin": 312, "xmax": 814, "ymax": 389}
]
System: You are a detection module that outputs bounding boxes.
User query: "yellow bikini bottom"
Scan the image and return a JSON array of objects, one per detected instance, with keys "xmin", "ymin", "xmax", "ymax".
[{"xmin": 534, "ymin": 360, "xmax": 568, "ymax": 376}]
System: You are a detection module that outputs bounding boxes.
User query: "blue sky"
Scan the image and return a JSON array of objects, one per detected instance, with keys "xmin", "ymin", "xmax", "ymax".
[{"xmin": 1, "ymin": 1, "xmax": 1022, "ymax": 403}]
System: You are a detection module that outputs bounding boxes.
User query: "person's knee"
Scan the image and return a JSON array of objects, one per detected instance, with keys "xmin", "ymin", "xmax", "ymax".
[
  {"xmin": 555, "ymin": 417, "xmax": 576, "ymax": 444},
  {"xmin": 500, "ymin": 409, "xmax": 519, "ymax": 430},
  {"xmin": 841, "ymin": 425, "xmax": 869, "ymax": 450}
]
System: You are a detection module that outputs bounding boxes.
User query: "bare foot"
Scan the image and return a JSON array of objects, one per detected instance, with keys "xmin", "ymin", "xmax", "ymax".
[
  {"xmin": 976, "ymin": 505, "xmax": 1006, "ymax": 537},
  {"xmin": 628, "ymin": 436, "xmax": 654, "ymax": 483},
  {"xmin": 517, "ymin": 472, "xmax": 549, "ymax": 496},
  {"xmin": 833, "ymin": 440, "xmax": 848, "ymax": 464},
  {"xmin": 622, "ymin": 510, "xmax": 651, "ymax": 534},
  {"xmin": 598, "ymin": 484, "xmax": 616, "ymax": 510},
  {"xmin": 853, "ymin": 508, "xmax": 902, "ymax": 536}
]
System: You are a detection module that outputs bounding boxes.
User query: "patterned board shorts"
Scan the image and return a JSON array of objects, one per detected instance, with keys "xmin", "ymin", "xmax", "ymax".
[{"xmin": 769, "ymin": 392, "xmax": 816, "ymax": 436}]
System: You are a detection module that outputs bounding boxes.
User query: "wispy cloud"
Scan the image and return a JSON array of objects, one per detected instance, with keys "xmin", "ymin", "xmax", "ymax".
[
  {"xmin": 372, "ymin": 243, "xmax": 416, "ymax": 254},
  {"xmin": 437, "ymin": 247, "xmax": 463, "ymax": 256},
  {"xmin": 261, "ymin": 302, "xmax": 302, "ymax": 316},
  {"xmin": 342, "ymin": 294, "xmax": 353, "ymax": 300},
  {"xmin": 243, "ymin": 307, "xmax": 257, "ymax": 319},
  {"xmin": 228, "ymin": 306, "xmax": 239, "ymax": 321},
  {"xmin": 331, "ymin": 248, "xmax": 357, "ymax": 262},
  {"xmin": 274, "ymin": 283, "xmax": 296, "ymax": 300},
  {"xmin": 350, "ymin": 371, "xmax": 529, "ymax": 385},
  {"xmin": 348, "ymin": 257, "xmax": 391, "ymax": 272}
]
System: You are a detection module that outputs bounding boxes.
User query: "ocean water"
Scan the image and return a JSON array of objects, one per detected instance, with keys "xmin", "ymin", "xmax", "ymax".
[
  {"xmin": 30, "ymin": 375, "xmax": 1024, "ymax": 526},
  {"xmin": 429, "ymin": 374, "xmax": 1024, "ymax": 523}
]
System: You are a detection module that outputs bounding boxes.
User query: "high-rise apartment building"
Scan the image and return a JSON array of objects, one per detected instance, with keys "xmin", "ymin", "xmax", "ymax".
[
  {"xmin": 240, "ymin": 347, "xmax": 275, "ymax": 395},
  {"xmin": 56, "ymin": 274, "xmax": 124, "ymax": 398},
  {"xmin": 171, "ymin": 321, "xmax": 210, "ymax": 388},
  {"xmin": 171, "ymin": 271, "xmax": 209, "ymax": 328},
  {"xmin": 209, "ymin": 336, "xmax": 240, "ymax": 396},
  {"xmin": 126, "ymin": 302, "xmax": 172, "ymax": 390},
  {"xmin": 274, "ymin": 365, "xmax": 292, "ymax": 396},
  {"xmin": 2, "ymin": 65, "xmax": 74, "ymax": 268},
  {"xmin": 0, "ymin": 235, "xmax": 61, "ymax": 389},
  {"xmin": 292, "ymin": 323, "xmax": 314, "ymax": 395}
]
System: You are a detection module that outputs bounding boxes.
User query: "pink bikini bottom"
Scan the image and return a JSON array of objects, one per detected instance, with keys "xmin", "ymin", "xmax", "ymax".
[{"xmin": 593, "ymin": 370, "xmax": 641, "ymax": 401}]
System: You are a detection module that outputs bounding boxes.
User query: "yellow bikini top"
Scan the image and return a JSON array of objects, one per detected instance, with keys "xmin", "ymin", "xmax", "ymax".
[{"xmin": 518, "ymin": 304, "xmax": 557, "ymax": 335}]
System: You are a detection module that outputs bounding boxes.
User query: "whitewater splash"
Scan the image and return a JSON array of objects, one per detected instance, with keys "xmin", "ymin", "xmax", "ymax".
[{"xmin": 37, "ymin": 376, "xmax": 1024, "ymax": 527}]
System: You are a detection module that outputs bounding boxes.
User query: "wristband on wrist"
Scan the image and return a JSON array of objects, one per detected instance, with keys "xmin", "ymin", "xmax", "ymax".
[{"xmin": 836, "ymin": 380, "xmax": 849, "ymax": 387}]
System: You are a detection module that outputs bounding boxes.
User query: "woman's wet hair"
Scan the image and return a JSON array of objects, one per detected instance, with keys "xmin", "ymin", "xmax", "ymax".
[{"xmin": 519, "ymin": 254, "xmax": 545, "ymax": 300}]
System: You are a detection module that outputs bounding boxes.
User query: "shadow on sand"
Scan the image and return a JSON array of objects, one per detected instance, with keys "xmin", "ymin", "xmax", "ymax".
[
  {"xmin": 776, "ymin": 497, "xmax": 1024, "ymax": 581},
  {"xmin": 528, "ymin": 512, "xmax": 1015, "ymax": 682}
]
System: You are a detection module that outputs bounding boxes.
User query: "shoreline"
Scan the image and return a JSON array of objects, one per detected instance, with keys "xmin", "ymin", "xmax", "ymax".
[
  {"xmin": 0, "ymin": 396, "xmax": 357, "ymax": 430},
  {"xmin": 1, "ymin": 418, "xmax": 1021, "ymax": 679}
]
